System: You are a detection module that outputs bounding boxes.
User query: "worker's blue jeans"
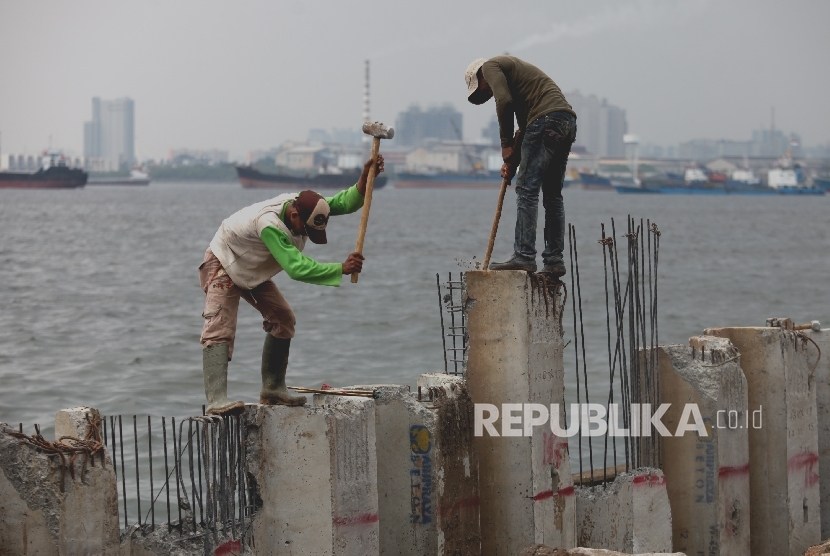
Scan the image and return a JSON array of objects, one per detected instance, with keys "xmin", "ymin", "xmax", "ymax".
[{"xmin": 513, "ymin": 111, "xmax": 577, "ymax": 266}]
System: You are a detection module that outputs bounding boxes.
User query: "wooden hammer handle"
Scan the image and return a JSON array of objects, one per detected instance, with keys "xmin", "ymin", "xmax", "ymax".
[
  {"xmin": 351, "ymin": 137, "xmax": 381, "ymax": 283},
  {"xmin": 482, "ymin": 177, "xmax": 509, "ymax": 270}
]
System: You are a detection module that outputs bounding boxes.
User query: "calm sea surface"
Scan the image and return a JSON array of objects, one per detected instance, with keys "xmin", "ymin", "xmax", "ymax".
[{"xmin": 1, "ymin": 183, "xmax": 829, "ymax": 434}]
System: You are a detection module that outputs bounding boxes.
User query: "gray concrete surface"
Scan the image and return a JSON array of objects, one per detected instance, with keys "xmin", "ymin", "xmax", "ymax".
[{"xmin": 465, "ymin": 270, "xmax": 575, "ymax": 554}]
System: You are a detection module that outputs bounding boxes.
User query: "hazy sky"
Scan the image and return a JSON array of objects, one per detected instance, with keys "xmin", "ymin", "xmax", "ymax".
[{"xmin": 1, "ymin": 0, "xmax": 828, "ymax": 160}]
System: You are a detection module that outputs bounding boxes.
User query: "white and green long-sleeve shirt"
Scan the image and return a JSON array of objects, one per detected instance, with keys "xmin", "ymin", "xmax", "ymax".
[{"xmin": 208, "ymin": 185, "xmax": 363, "ymax": 289}]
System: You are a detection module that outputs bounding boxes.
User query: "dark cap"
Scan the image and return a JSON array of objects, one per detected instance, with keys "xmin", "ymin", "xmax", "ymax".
[{"xmin": 295, "ymin": 190, "xmax": 330, "ymax": 244}]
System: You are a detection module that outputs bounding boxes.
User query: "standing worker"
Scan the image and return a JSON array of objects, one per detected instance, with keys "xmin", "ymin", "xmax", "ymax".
[
  {"xmin": 198, "ymin": 155, "xmax": 384, "ymax": 416},
  {"xmin": 465, "ymin": 56, "xmax": 577, "ymax": 276}
]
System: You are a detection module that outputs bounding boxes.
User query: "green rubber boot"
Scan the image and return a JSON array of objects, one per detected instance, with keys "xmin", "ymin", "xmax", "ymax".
[
  {"xmin": 260, "ymin": 335, "xmax": 306, "ymax": 407},
  {"xmin": 202, "ymin": 344, "xmax": 245, "ymax": 416}
]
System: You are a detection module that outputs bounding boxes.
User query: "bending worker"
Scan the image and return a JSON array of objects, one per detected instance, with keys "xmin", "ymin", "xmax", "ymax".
[
  {"xmin": 198, "ymin": 155, "xmax": 384, "ymax": 415},
  {"xmin": 465, "ymin": 56, "xmax": 577, "ymax": 277}
]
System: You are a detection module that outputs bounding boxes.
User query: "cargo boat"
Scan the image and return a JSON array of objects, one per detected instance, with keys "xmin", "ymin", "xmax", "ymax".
[
  {"xmin": 813, "ymin": 176, "xmax": 830, "ymax": 192},
  {"xmin": 0, "ymin": 153, "xmax": 87, "ymax": 189},
  {"xmin": 88, "ymin": 167, "xmax": 150, "ymax": 186},
  {"xmin": 614, "ymin": 183, "xmax": 824, "ymax": 195},
  {"xmin": 575, "ymin": 172, "xmax": 614, "ymax": 190},
  {"xmin": 616, "ymin": 166, "xmax": 824, "ymax": 195},
  {"xmin": 236, "ymin": 165, "xmax": 386, "ymax": 190}
]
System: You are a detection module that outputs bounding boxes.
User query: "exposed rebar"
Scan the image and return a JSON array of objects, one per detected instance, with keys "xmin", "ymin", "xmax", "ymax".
[
  {"xmin": 437, "ymin": 273, "xmax": 448, "ymax": 374},
  {"xmin": 148, "ymin": 416, "xmax": 154, "ymax": 529},
  {"xmin": 162, "ymin": 416, "xmax": 171, "ymax": 532},
  {"xmin": 568, "ymin": 224, "xmax": 583, "ymax": 486},
  {"xmin": 118, "ymin": 416, "xmax": 127, "ymax": 529}
]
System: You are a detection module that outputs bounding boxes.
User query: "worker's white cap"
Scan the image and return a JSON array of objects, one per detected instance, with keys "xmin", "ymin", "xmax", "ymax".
[{"xmin": 465, "ymin": 58, "xmax": 489, "ymax": 104}]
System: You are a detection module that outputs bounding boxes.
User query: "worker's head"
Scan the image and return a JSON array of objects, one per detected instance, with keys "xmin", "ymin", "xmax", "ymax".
[
  {"xmin": 465, "ymin": 58, "xmax": 492, "ymax": 105},
  {"xmin": 287, "ymin": 190, "xmax": 330, "ymax": 244}
]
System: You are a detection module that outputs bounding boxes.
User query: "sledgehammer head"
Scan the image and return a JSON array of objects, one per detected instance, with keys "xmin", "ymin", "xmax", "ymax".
[{"xmin": 363, "ymin": 121, "xmax": 394, "ymax": 140}]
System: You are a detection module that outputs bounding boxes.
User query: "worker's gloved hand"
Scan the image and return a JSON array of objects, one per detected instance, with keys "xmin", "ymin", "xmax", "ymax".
[
  {"xmin": 357, "ymin": 154, "xmax": 385, "ymax": 195},
  {"xmin": 342, "ymin": 252, "xmax": 365, "ymax": 275},
  {"xmin": 501, "ymin": 162, "xmax": 517, "ymax": 184}
]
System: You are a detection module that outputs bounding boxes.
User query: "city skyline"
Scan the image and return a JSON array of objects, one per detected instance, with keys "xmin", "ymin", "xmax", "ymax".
[{"xmin": 1, "ymin": 1, "xmax": 829, "ymax": 161}]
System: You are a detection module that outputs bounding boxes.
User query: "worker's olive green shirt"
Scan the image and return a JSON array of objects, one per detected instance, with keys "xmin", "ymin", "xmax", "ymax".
[{"xmin": 481, "ymin": 56, "xmax": 576, "ymax": 148}]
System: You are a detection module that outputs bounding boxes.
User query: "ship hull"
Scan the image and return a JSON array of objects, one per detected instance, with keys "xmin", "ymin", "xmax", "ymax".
[
  {"xmin": 574, "ymin": 172, "xmax": 615, "ymax": 191},
  {"xmin": 236, "ymin": 165, "xmax": 386, "ymax": 190},
  {"xmin": 0, "ymin": 167, "xmax": 87, "ymax": 189},
  {"xmin": 616, "ymin": 184, "xmax": 825, "ymax": 195},
  {"xmin": 813, "ymin": 177, "xmax": 830, "ymax": 192}
]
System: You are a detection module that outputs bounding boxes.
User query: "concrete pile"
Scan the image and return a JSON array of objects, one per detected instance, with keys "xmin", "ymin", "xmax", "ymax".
[
  {"xmin": 465, "ymin": 270, "xmax": 576, "ymax": 554},
  {"xmin": 575, "ymin": 468, "xmax": 672, "ymax": 553},
  {"xmin": 653, "ymin": 336, "xmax": 750, "ymax": 555},
  {"xmin": 706, "ymin": 325, "xmax": 822, "ymax": 555},
  {"xmin": 805, "ymin": 326, "xmax": 830, "ymax": 539},
  {"xmin": 326, "ymin": 374, "xmax": 480, "ymax": 555},
  {"xmin": 0, "ymin": 407, "xmax": 120, "ymax": 555},
  {"xmin": 245, "ymin": 399, "xmax": 380, "ymax": 555}
]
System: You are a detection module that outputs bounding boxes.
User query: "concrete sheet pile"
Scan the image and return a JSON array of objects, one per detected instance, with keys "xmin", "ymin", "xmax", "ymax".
[
  {"xmin": 245, "ymin": 401, "xmax": 380, "ymax": 556},
  {"xmin": 654, "ymin": 336, "xmax": 750, "ymax": 556},
  {"xmin": 464, "ymin": 270, "xmax": 575, "ymax": 554},
  {"xmin": 705, "ymin": 326, "xmax": 821, "ymax": 556},
  {"xmin": 805, "ymin": 327, "xmax": 830, "ymax": 538},
  {"xmin": 330, "ymin": 375, "xmax": 481, "ymax": 556},
  {"xmin": 575, "ymin": 468, "xmax": 672, "ymax": 553},
  {"xmin": 0, "ymin": 406, "xmax": 120, "ymax": 555}
]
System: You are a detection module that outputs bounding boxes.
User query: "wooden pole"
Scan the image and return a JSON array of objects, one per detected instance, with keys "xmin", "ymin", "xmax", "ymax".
[
  {"xmin": 351, "ymin": 136, "xmax": 380, "ymax": 283},
  {"xmin": 482, "ymin": 177, "xmax": 509, "ymax": 270}
]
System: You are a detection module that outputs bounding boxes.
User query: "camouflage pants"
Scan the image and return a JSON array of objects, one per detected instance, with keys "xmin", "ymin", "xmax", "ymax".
[{"xmin": 198, "ymin": 249, "xmax": 295, "ymax": 360}]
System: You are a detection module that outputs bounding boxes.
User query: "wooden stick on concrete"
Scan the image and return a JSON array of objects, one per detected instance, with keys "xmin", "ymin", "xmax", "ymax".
[{"xmin": 482, "ymin": 177, "xmax": 509, "ymax": 270}]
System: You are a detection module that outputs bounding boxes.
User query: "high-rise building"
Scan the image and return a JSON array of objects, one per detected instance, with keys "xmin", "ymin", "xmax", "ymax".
[
  {"xmin": 84, "ymin": 97, "xmax": 135, "ymax": 171},
  {"xmin": 395, "ymin": 104, "xmax": 463, "ymax": 147},
  {"xmin": 481, "ymin": 116, "xmax": 500, "ymax": 146},
  {"xmin": 566, "ymin": 91, "xmax": 627, "ymax": 158}
]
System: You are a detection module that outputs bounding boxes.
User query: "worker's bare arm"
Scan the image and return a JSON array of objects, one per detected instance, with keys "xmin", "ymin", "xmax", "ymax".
[{"xmin": 356, "ymin": 154, "xmax": 385, "ymax": 196}]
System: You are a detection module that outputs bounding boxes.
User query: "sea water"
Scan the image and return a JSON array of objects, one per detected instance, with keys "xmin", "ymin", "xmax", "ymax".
[{"xmin": 1, "ymin": 183, "xmax": 828, "ymax": 432}]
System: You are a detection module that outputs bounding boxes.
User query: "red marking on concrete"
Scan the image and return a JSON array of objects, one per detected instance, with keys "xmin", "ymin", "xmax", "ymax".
[
  {"xmin": 542, "ymin": 432, "xmax": 569, "ymax": 467},
  {"xmin": 437, "ymin": 496, "xmax": 480, "ymax": 516},
  {"xmin": 215, "ymin": 539, "xmax": 241, "ymax": 556},
  {"xmin": 632, "ymin": 474, "xmax": 666, "ymax": 487},
  {"xmin": 718, "ymin": 463, "xmax": 750, "ymax": 479},
  {"xmin": 788, "ymin": 451, "xmax": 820, "ymax": 489},
  {"xmin": 333, "ymin": 513, "xmax": 379, "ymax": 526},
  {"xmin": 532, "ymin": 489, "xmax": 553, "ymax": 501},
  {"xmin": 533, "ymin": 485, "xmax": 575, "ymax": 501}
]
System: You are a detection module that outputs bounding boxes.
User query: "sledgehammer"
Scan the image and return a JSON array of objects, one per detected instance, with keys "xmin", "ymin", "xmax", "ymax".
[{"xmin": 352, "ymin": 121, "xmax": 394, "ymax": 283}]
